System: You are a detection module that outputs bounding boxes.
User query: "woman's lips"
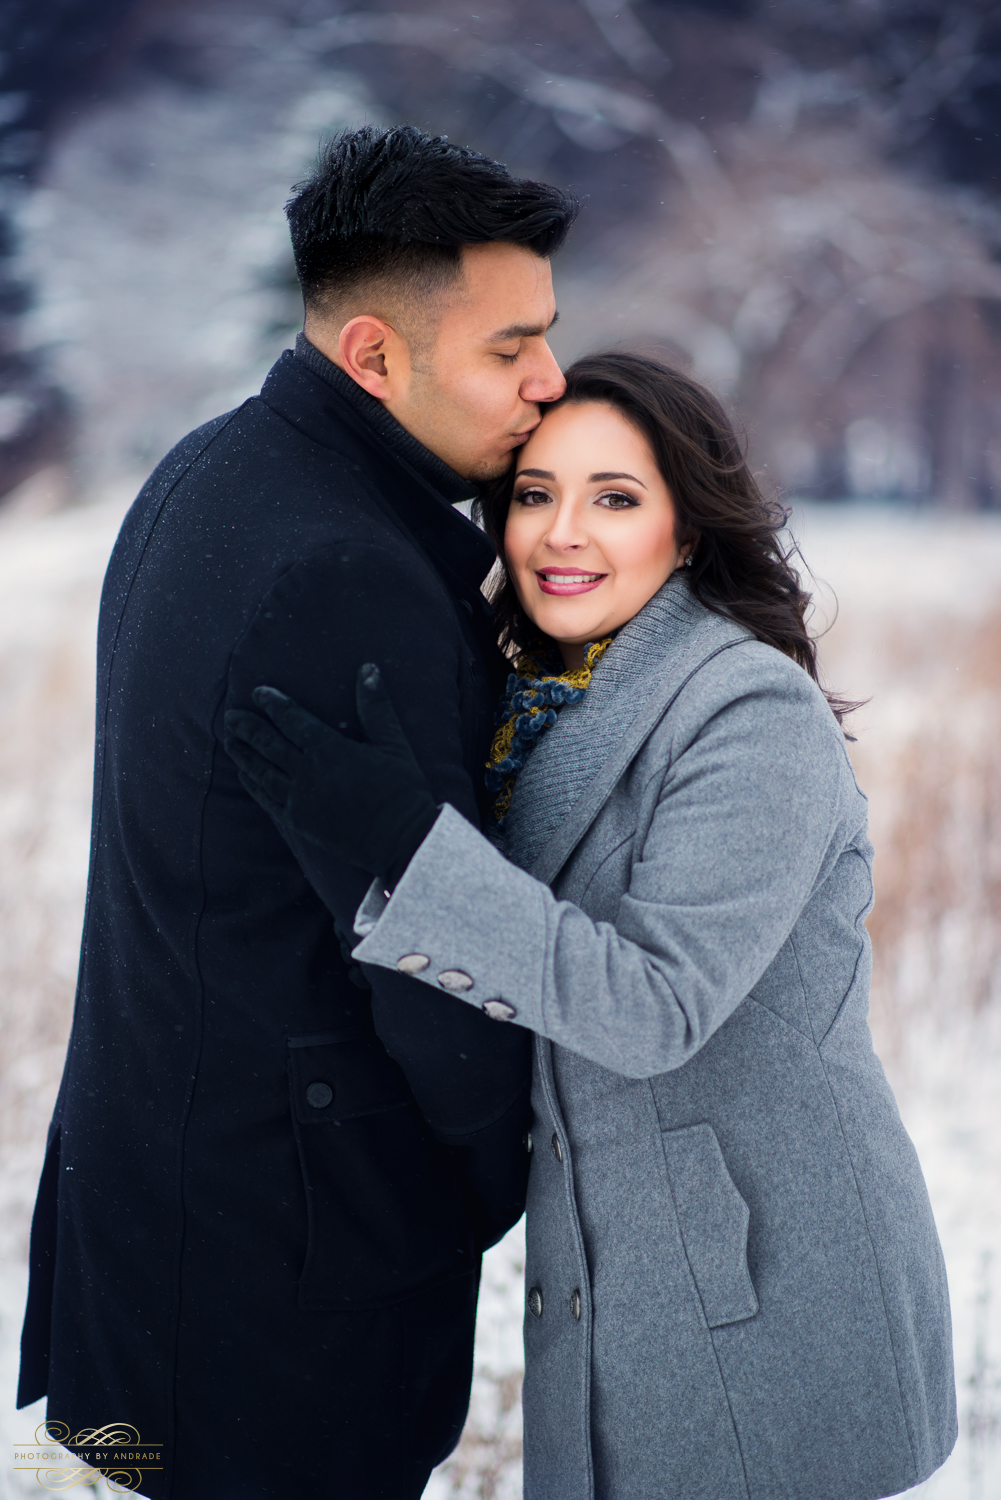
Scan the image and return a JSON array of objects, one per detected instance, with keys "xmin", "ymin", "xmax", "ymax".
[{"xmin": 536, "ymin": 568, "xmax": 608, "ymax": 596}]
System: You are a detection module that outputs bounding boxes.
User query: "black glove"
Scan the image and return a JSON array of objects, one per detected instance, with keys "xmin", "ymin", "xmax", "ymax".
[
  {"xmin": 224, "ymin": 663, "xmax": 440, "ymax": 890},
  {"xmin": 335, "ymin": 917, "xmax": 372, "ymax": 991}
]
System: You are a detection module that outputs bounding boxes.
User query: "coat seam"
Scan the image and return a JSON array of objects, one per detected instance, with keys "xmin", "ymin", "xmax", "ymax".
[
  {"xmin": 788, "ymin": 934, "xmax": 819, "ymax": 1045},
  {"xmin": 151, "ymin": 420, "xmax": 246, "ymax": 1499},
  {"xmin": 59, "ymin": 408, "xmax": 244, "ymax": 1495},
  {"xmin": 536, "ymin": 1038, "xmax": 595, "ymax": 1500},
  {"xmin": 169, "ymin": 728, "xmax": 236, "ymax": 1498},
  {"xmin": 575, "ymin": 830, "xmax": 635, "ymax": 904},
  {"xmin": 815, "ymin": 1050, "xmax": 919, "ymax": 1484},
  {"xmin": 817, "ymin": 844, "xmax": 875, "ymax": 1047},
  {"xmin": 743, "ymin": 993, "xmax": 813, "ymax": 1043}
]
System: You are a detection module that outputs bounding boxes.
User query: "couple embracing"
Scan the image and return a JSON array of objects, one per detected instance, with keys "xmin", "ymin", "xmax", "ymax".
[{"xmin": 20, "ymin": 126, "xmax": 956, "ymax": 1500}]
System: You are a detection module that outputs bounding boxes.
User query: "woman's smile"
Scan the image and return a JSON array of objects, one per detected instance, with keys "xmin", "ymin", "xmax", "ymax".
[
  {"xmin": 536, "ymin": 566, "xmax": 608, "ymax": 595},
  {"xmin": 503, "ymin": 400, "xmax": 687, "ymax": 668}
]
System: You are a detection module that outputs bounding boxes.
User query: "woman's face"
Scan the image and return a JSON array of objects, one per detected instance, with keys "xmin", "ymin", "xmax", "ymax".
[{"xmin": 504, "ymin": 400, "xmax": 687, "ymax": 668}]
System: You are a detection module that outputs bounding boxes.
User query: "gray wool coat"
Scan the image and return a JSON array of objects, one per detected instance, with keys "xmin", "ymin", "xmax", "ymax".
[{"xmin": 353, "ymin": 573, "xmax": 957, "ymax": 1500}]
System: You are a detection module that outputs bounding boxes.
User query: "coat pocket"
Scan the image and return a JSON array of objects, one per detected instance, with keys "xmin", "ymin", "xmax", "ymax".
[
  {"xmin": 288, "ymin": 1029, "xmax": 474, "ymax": 1310},
  {"xmin": 661, "ymin": 1123, "xmax": 759, "ymax": 1329}
]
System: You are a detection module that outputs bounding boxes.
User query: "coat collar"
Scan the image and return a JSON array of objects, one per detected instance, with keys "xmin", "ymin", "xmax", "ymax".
[
  {"xmin": 504, "ymin": 573, "xmax": 753, "ymax": 884},
  {"xmin": 290, "ymin": 333, "xmax": 478, "ymax": 506},
  {"xmin": 258, "ymin": 337, "xmax": 497, "ymax": 597}
]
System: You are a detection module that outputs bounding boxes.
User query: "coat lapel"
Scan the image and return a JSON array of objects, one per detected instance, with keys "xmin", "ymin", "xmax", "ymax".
[{"xmin": 529, "ymin": 628, "xmax": 750, "ymax": 888}]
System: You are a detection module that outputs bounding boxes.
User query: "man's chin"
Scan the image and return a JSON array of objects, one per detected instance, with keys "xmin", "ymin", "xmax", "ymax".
[{"xmin": 463, "ymin": 451, "xmax": 517, "ymax": 484}]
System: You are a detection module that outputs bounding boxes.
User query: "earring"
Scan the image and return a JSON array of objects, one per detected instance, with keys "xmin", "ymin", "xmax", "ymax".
[{"xmin": 684, "ymin": 555, "xmax": 693, "ymax": 567}]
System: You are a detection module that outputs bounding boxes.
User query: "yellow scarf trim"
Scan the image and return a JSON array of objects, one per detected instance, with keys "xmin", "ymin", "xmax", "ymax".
[{"xmin": 485, "ymin": 637, "xmax": 612, "ymax": 823}]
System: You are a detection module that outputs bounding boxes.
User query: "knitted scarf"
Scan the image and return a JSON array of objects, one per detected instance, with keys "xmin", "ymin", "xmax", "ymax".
[{"xmin": 485, "ymin": 638, "xmax": 612, "ymax": 825}]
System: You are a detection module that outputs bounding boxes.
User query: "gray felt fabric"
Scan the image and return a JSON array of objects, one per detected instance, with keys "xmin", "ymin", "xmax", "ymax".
[{"xmin": 354, "ymin": 572, "xmax": 957, "ymax": 1500}]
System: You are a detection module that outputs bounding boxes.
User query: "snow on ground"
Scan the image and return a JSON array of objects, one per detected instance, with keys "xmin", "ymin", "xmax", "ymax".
[{"xmin": 0, "ymin": 490, "xmax": 999, "ymax": 1498}]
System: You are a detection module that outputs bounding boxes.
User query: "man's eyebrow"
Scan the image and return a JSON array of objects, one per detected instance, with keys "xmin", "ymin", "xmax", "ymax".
[
  {"xmin": 486, "ymin": 309, "xmax": 560, "ymax": 342},
  {"xmin": 589, "ymin": 471, "xmax": 647, "ymax": 488},
  {"xmin": 515, "ymin": 468, "xmax": 556, "ymax": 480}
]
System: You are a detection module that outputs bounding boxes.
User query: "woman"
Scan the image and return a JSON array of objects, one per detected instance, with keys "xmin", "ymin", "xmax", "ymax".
[{"xmin": 226, "ymin": 353, "xmax": 956, "ymax": 1500}]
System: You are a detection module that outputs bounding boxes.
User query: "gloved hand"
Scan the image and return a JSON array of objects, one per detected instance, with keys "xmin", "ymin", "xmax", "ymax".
[{"xmin": 224, "ymin": 663, "xmax": 440, "ymax": 890}]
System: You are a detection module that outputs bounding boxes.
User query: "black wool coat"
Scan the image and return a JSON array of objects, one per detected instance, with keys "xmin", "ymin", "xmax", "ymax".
[{"xmin": 18, "ymin": 337, "xmax": 531, "ymax": 1500}]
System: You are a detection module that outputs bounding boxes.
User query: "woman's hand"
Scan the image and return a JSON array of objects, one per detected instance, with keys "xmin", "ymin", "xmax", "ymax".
[{"xmin": 224, "ymin": 664, "xmax": 440, "ymax": 890}]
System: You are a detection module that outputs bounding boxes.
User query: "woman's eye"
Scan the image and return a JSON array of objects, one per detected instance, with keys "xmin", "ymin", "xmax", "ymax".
[
  {"xmin": 515, "ymin": 488, "xmax": 552, "ymax": 506},
  {"xmin": 598, "ymin": 491, "xmax": 639, "ymax": 509}
]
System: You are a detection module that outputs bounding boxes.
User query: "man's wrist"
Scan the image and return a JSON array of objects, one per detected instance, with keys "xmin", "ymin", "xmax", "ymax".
[{"xmin": 381, "ymin": 800, "xmax": 443, "ymax": 892}]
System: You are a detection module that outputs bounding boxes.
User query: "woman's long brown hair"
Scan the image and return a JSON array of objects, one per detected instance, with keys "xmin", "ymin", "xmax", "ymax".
[{"xmin": 474, "ymin": 351, "xmax": 857, "ymax": 729}]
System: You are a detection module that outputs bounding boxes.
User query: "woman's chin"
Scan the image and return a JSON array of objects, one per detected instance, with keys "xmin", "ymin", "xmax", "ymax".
[{"xmin": 533, "ymin": 611, "xmax": 607, "ymax": 647}]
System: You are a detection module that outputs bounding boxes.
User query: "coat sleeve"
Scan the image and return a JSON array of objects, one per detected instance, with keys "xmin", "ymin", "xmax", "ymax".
[
  {"xmin": 226, "ymin": 538, "xmax": 531, "ymax": 1241},
  {"xmin": 352, "ymin": 657, "xmax": 857, "ymax": 1079}
]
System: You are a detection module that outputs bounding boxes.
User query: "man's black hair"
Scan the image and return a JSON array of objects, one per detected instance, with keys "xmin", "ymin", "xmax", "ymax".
[{"xmin": 286, "ymin": 125, "xmax": 578, "ymax": 309}]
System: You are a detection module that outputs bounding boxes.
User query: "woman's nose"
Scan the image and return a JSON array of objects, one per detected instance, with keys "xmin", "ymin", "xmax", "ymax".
[{"xmin": 543, "ymin": 501, "xmax": 588, "ymax": 550}]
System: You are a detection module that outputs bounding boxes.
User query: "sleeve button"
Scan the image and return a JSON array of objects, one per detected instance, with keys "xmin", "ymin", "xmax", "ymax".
[
  {"xmin": 483, "ymin": 999, "xmax": 516, "ymax": 1021},
  {"xmin": 397, "ymin": 954, "xmax": 430, "ymax": 975},
  {"xmin": 437, "ymin": 970, "xmax": 474, "ymax": 992}
]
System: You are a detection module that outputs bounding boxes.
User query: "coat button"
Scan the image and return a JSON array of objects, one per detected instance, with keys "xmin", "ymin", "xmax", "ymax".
[
  {"xmin": 570, "ymin": 1288, "xmax": 582, "ymax": 1321},
  {"xmin": 437, "ymin": 970, "xmax": 474, "ymax": 992},
  {"xmin": 397, "ymin": 954, "xmax": 430, "ymax": 975},
  {"xmin": 482, "ymin": 999, "xmax": 516, "ymax": 1021},
  {"xmin": 528, "ymin": 1287, "xmax": 543, "ymax": 1318},
  {"xmin": 551, "ymin": 1133, "xmax": 563, "ymax": 1163},
  {"xmin": 306, "ymin": 1082, "xmax": 333, "ymax": 1109},
  {"xmin": 524, "ymin": 1131, "xmax": 533, "ymax": 1155}
]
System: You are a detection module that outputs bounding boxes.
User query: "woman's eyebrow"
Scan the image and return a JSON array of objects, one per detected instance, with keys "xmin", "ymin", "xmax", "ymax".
[
  {"xmin": 515, "ymin": 468, "xmax": 557, "ymax": 480},
  {"xmin": 589, "ymin": 471, "xmax": 646, "ymax": 488}
]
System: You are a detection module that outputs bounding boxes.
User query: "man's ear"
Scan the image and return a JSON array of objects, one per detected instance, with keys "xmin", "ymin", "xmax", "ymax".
[{"xmin": 337, "ymin": 315, "xmax": 412, "ymax": 402}]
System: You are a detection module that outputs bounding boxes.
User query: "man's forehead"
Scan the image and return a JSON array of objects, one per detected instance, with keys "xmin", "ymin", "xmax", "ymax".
[
  {"xmin": 434, "ymin": 246, "xmax": 557, "ymax": 344},
  {"xmin": 457, "ymin": 241, "xmax": 553, "ymax": 303}
]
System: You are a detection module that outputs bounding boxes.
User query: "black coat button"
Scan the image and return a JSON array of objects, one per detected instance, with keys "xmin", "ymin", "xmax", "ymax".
[
  {"xmin": 306, "ymin": 1082, "xmax": 333, "ymax": 1109},
  {"xmin": 551, "ymin": 1132, "xmax": 563, "ymax": 1162},
  {"xmin": 528, "ymin": 1286, "xmax": 543, "ymax": 1318},
  {"xmin": 570, "ymin": 1288, "xmax": 582, "ymax": 1320}
]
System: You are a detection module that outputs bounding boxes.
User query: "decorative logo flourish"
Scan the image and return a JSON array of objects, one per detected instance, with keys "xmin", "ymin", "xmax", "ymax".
[{"xmin": 12, "ymin": 1422, "xmax": 164, "ymax": 1491}]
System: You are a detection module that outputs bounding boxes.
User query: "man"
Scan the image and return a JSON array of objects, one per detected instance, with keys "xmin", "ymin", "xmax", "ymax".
[{"xmin": 19, "ymin": 125, "xmax": 574, "ymax": 1499}]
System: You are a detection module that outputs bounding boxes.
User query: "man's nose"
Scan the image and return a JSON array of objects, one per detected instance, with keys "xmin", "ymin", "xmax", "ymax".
[{"xmin": 520, "ymin": 341, "xmax": 566, "ymax": 405}]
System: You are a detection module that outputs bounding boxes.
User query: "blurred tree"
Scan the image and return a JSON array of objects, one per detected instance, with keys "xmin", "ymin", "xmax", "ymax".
[
  {"xmin": 0, "ymin": 0, "xmax": 145, "ymax": 496},
  {"xmin": 4, "ymin": 0, "xmax": 1001, "ymax": 505}
]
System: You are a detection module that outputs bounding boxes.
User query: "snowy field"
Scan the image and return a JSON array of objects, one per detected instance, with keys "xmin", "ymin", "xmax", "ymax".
[{"xmin": 0, "ymin": 486, "xmax": 999, "ymax": 1498}]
